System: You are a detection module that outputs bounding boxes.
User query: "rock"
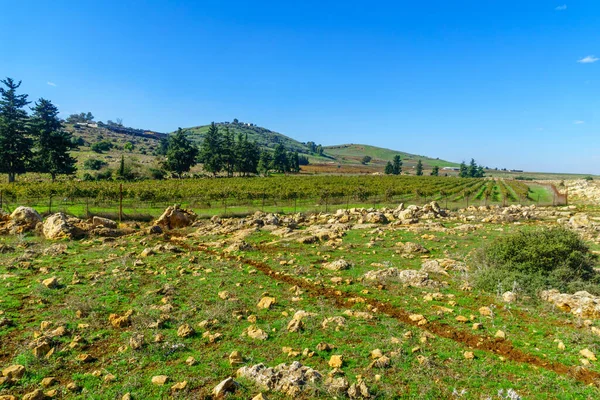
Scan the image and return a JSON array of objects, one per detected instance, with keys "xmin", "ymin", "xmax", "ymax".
[
  {"xmin": 569, "ymin": 213, "xmax": 592, "ymax": 228},
  {"xmin": 287, "ymin": 317, "xmax": 304, "ymax": 332},
  {"xmin": 478, "ymin": 306, "xmax": 492, "ymax": 316},
  {"xmin": 129, "ymin": 333, "xmax": 144, "ymax": 350},
  {"xmin": 495, "ymin": 330, "xmax": 506, "ymax": 340},
  {"xmin": 9, "ymin": 206, "xmax": 42, "ymax": 232},
  {"xmin": 212, "ymin": 377, "xmax": 237, "ymax": 397},
  {"xmin": 252, "ymin": 394, "xmax": 268, "ymax": 400},
  {"xmin": 464, "ymin": 351, "xmax": 475, "ymax": 360},
  {"xmin": 558, "ymin": 341, "xmax": 566, "ymax": 351},
  {"xmin": 2, "ymin": 364, "xmax": 26, "ymax": 379},
  {"xmin": 147, "ymin": 225, "xmax": 163, "ymax": 234},
  {"xmin": 317, "ymin": 342, "xmax": 335, "ymax": 351},
  {"xmin": 152, "ymin": 375, "xmax": 169, "ymax": 385},
  {"xmin": 0, "ymin": 396, "xmax": 17, "ymax": 400},
  {"xmin": 237, "ymin": 362, "xmax": 321, "ymax": 397},
  {"xmin": 421, "ymin": 260, "xmax": 449, "ymax": 276},
  {"xmin": 348, "ymin": 379, "xmax": 370, "ymax": 399},
  {"xmin": 323, "ymin": 259, "xmax": 350, "ymax": 271},
  {"xmin": 76, "ymin": 353, "xmax": 96, "ymax": 363},
  {"xmin": 257, "ymin": 296, "xmax": 276, "ymax": 309},
  {"xmin": 171, "ymin": 381, "xmax": 188, "ymax": 391},
  {"xmin": 109, "ymin": 310, "xmax": 133, "ymax": 328},
  {"xmin": 42, "ymin": 277, "xmax": 59, "ymax": 289},
  {"xmin": 122, "ymin": 393, "xmax": 132, "ymax": 400},
  {"xmin": 396, "ymin": 242, "xmax": 429, "ymax": 254},
  {"xmin": 229, "ymin": 351, "xmax": 244, "ymax": 366},
  {"xmin": 22, "ymin": 390, "xmax": 47, "ymax": 400},
  {"xmin": 245, "ymin": 325, "xmax": 269, "ymax": 340},
  {"xmin": 502, "ymin": 291, "xmax": 516, "ymax": 303},
  {"xmin": 42, "ymin": 243, "xmax": 67, "ymax": 256},
  {"xmin": 541, "ymin": 289, "xmax": 600, "ymax": 319},
  {"xmin": 326, "ymin": 376, "xmax": 350, "ymax": 395},
  {"xmin": 370, "ymin": 355, "xmax": 391, "ymax": 368},
  {"xmin": 92, "ymin": 216, "xmax": 118, "ymax": 229},
  {"xmin": 328, "ymin": 355, "xmax": 344, "ymax": 368},
  {"xmin": 186, "ymin": 356, "xmax": 197, "ymax": 366},
  {"xmin": 66, "ymin": 382, "xmax": 81, "ymax": 392},
  {"xmin": 177, "ymin": 324, "xmax": 195, "ymax": 338},
  {"xmin": 155, "ymin": 205, "xmax": 197, "ymax": 229},
  {"xmin": 42, "ymin": 213, "xmax": 85, "ymax": 239},
  {"xmin": 364, "ymin": 268, "xmax": 437, "ymax": 288},
  {"xmin": 41, "ymin": 377, "xmax": 57, "ymax": 387},
  {"xmin": 580, "ymin": 348, "xmax": 597, "ymax": 361}
]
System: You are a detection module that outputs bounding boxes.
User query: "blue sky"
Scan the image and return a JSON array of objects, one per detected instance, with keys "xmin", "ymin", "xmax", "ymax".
[{"xmin": 1, "ymin": 1, "xmax": 599, "ymax": 173}]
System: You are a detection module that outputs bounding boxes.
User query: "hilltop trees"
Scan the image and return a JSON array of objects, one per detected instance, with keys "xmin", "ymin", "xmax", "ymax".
[
  {"xmin": 163, "ymin": 128, "xmax": 199, "ymax": 177},
  {"xmin": 66, "ymin": 112, "xmax": 94, "ymax": 124},
  {"xmin": 29, "ymin": 98, "xmax": 77, "ymax": 181},
  {"xmin": 200, "ymin": 122, "xmax": 223, "ymax": 176},
  {"xmin": 0, "ymin": 78, "xmax": 32, "ymax": 182},
  {"xmin": 459, "ymin": 158, "xmax": 485, "ymax": 178}
]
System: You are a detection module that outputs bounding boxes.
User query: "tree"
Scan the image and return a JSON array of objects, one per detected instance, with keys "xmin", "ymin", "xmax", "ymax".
[
  {"xmin": 84, "ymin": 158, "xmax": 107, "ymax": 170},
  {"xmin": 416, "ymin": 159, "xmax": 423, "ymax": 176},
  {"xmin": 288, "ymin": 151, "xmax": 300, "ymax": 173},
  {"xmin": 66, "ymin": 112, "xmax": 94, "ymax": 124},
  {"xmin": 258, "ymin": 151, "xmax": 273, "ymax": 176},
  {"xmin": 468, "ymin": 158, "xmax": 478, "ymax": 178},
  {"xmin": 392, "ymin": 155, "xmax": 402, "ymax": 175},
  {"xmin": 124, "ymin": 142, "xmax": 134, "ymax": 152},
  {"xmin": 163, "ymin": 128, "xmax": 198, "ymax": 177},
  {"xmin": 430, "ymin": 165, "xmax": 439, "ymax": 176},
  {"xmin": 29, "ymin": 98, "xmax": 78, "ymax": 181},
  {"xmin": 272, "ymin": 143, "xmax": 288, "ymax": 173},
  {"xmin": 0, "ymin": 78, "xmax": 32, "ymax": 183},
  {"xmin": 222, "ymin": 127, "xmax": 235, "ymax": 177},
  {"xmin": 459, "ymin": 161, "xmax": 468, "ymax": 178},
  {"xmin": 361, "ymin": 155, "xmax": 372, "ymax": 165},
  {"xmin": 384, "ymin": 161, "xmax": 394, "ymax": 175},
  {"xmin": 199, "ymin": 122, "xmax": 222, "ymax": 176}
]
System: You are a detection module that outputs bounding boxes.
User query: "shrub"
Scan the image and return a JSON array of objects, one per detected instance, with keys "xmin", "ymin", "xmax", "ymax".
[
  {"xmin": 84, "ymin": 158, "xmax": 107, "ymax": 171},
  {"xmin": 91, "ymin": 140, "xmax": 113, "ymax": 153},
  {"xmin": 472, "ymin": 227, "xmax": 599, "ymax": 296}
]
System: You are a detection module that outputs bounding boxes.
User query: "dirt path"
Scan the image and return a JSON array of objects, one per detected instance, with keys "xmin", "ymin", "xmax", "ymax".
[{"xmin": 170, "ymin": 237, "xmax": 600, "ymax": 387}]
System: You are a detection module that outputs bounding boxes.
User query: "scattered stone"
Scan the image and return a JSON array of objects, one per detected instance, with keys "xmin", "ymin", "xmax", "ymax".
[
  {"xmin": 323, "ymin": 259, "xmax": 350, "ymax": 271},
  {"xmin": 152, "ymin": 375, "xmax": 169, "ymax": 385},
  {"xmin": 229, "ymin": 351, "xmax": 244, "ymax": 366},
  {"xmin": 212, "ymin": 377, "xmax": 237, "ymax": 397},
  {"xmin": 129, "ymin": 333, "xmax": 144, "ymax": 350},
  {"xmin": 464, "ymin": 351, "xmax": 475, "ymax": 360},
  {"xmin": 41, "ymin": 377, "xmax": 57, "ymax": 387},
  {"xmin": 245, "ymin": 325, "xmax": 269, "ymax": 340},
  {"xmin": 502, "ymin": 291, "xmax": 516, "ymax": 303},
  {"xmin": 541, "ymin": 290, "xmax": 600, "ymax": 319},
  {"xmin": 329, "ymin": 355, "xmax": 344, "ymax": 368},
  {"xmin": 22, "ymin": 389, "xmax": 47, "ymax": 400},
  {"xmin": 580, "ymin": 348, "xmax": 597, "ymax": 361},
  {"xmin": 2, "ymin": 364, "xmax": 26, "ymax": 379},
  {"xmin": 257, "ymin": 296, "xmax": 276, "ymax": 309},
  {"xmin": 177, "ymin": 324, "xmax": 195, "ymax": 338},
  {"xmin": 66, "ymin": 382, "xmax": 81, "ymax": 392},
  {"xmin": 478, "ymin": 306, "xmax": 492, "ymax": 316},
  {"xmin": 495, "ymin": 330, "xmax": 506, "ymax": 340},
  {"xmin": 42, "ymin": 277, "xmax": 58, "ymax": 289},
  {"xmin": 237, "ymin": 362, "xmax": 321, "ymax": 397},
  {"xmin": 154, "ymin": 205, "xmax": 197, "ymax": 229},
  {"xmin": 109, "ymin": 310, "xmax": 133, "ymax": 328},
  {"xmin": 171, "ymin": 381, "xmax": 188, "ymax": 391},
  {"xmin": 43, "ymin": 213, "xmax": 84, "ymax": 240}
]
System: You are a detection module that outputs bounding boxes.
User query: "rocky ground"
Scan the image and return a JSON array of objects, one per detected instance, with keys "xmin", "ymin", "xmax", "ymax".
[{"xmin": 2, "ymin": 197, "xmax": 600, "ymax": 398}]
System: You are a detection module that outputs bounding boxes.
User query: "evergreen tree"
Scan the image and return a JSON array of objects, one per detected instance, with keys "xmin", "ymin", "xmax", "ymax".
[
  {"xmin": 416, "ymin": 159, "xmax": 423, "ymax": 176},
  {"xmin": 163, "ymin": 128, "xmax": 198, "ymax": 177},
  {"xmin": 392, "ymin": 155, "xmax": 402, "ymax": 175},
  {"xmin": 384, "ymin": 161, "xmax": 394, "ymax": 175},
  {"xmin": 222, "ymin": 126, "xmax": 235, "ymax": 177},
  {"xmin": 476, "ymin": 165, "xmax": 485, "ymax": 178},
  {"xmin": 459, "ymin": 161, "xmax": 468, "ymax": 178},
  {"xmin": 29, "ymin": 98, "xmax": 77, "ymax": 181},
  {"xmin": 430, "ymin": 165, "xmax": 439, "ymax": 176},
  {"xmin": 258, "ymin": 151, "xmax": 273, "ymax": 176},
  {"xmin": 287, "ymin": 151, "xmax": 300, "ymax": 173},
  {"xmin": 0, "ymin": 78, "xmax": 32, "ymax": 182},
  {"xmin": 199, "ymin": 122, "xmax": 222, "ymax": 176},
  {"xmin": 272, "ymin": 144, "xmax": 288, "ymax": 173},
  {"xmin": 118, "ymin": 155, "xmax": 126, "ymax": 178},
  {"xmin": 467, "ymin": 158, "xmax": 478, "ymax": 178}
]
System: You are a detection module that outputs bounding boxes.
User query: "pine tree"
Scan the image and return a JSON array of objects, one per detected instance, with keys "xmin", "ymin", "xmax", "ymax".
[
  {"xmin": 222, "ymin": 127, "xmax": 235, "ymax": 177},
  {"xmin": 384, "ymin": 161, "xmax": 394, "ymax": 175},
  {"xmin": 392, "ymin": 155, "xmax": 402, "ymax": 175},
  {"xmin": 163, "ymin": 128, "xmax": 198, "ymax": 177},
  {"xmin": 416, "ymin": 159, "xmax": 423, "ymax": 176},
  {"xmin": 287, "ymin": 151, "xmax": 300, "ymax": 173},
  {"xmin": 30, "ymin": 98, "xmax": 77, "ymax": 181},
  {"xmin": 0, "ymin": 78, "xmax": 32, "ymax": 182},
  {"xmin": 459, "ymin": 161, "xmax": 468, "ymax": 178},
  {"xmin": 430, "ymin": 165, "xmax": 439, "ymax": 176},
  {"xmin": 468, "ymin": 158, "xmax": 478, "ymax": 178},
  {"xmin": 258, "ymin": 151, "xmax": 273, "ymax": 176},
  {"xmin": 118, "ymin": 155, "xmax": 126, "ymax": 178},
  {"xmin": 199, "ymin": 122, "xmax": 222, "ymax": 176},
  {"xmin": 272, "ymin": 144, "xmax": 288, "ymax": 173}
]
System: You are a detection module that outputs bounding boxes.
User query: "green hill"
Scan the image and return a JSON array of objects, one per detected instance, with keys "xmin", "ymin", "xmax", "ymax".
[{"xmin": 324, "ymin": 144, "xmax": 460, "ymax": 168}]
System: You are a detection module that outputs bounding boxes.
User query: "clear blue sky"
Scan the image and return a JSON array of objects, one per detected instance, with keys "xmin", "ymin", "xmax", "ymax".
[{"xmin": 1, "ymin": 1, "xmax": 599, "ymax": 173}]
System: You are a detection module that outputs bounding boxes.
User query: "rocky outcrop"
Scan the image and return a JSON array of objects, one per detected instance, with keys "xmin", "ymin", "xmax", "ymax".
[
  {"xmin": 7, "ymin": 206, "xmax": 42, "ymax": 233},
  {"xmin": 42, "ymin": 213, "xmax": 85, "ymax": 240},
  {"xmin": 154, "ymin": 205, "xmax": 197, "ymax": 229},
  {"xmin": 237, "ymin": 362, "xmax": 322, "ymax": 397},
  {"xmin": 541, "ymin": 290, "xmax": 600, "ymax": 319}
]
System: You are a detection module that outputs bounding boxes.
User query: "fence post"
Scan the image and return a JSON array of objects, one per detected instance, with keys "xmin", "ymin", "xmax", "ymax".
[{"xmin": 119, "ymin": 184, "xmax": 123, "ymax": 223}]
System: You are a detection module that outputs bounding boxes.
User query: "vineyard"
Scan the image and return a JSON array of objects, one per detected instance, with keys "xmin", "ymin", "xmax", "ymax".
[{"xmin": 0, "ymin": 176, "xmax": 562, "ymax": 219}]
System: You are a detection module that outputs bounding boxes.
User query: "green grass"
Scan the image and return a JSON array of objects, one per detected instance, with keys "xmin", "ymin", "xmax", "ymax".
[{"xmin": 324, "ymin": 144, "xmax": 460, "ymax": 168}]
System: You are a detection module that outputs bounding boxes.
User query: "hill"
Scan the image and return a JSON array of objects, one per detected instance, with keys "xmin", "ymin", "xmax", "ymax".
[{"xmin": 324, "ymin": 144, "xmax": 460, "ymax": 168}]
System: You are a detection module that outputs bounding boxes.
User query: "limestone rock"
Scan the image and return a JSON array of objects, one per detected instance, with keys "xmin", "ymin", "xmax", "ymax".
[
  {"xmin": 323, "ymin": 259, "xmax": 350, "ymax": 271},
  {"xmin": 152, "ymin": 375, "xmax": 169, "ymax": 385},
  {"xmin": 2, "ymin": 364, "xmax": 26, "ymax": 379},
  {"xmin": 42, "ymin": 213, "xmax": 85, "ymax": 239},
  {"xmin": 9, "ymin": 206, "xmax": 42, "ymax": 232},
  {"xmin": 212, "ymin": 377, "xmax": 237, "ymax": 397},
  {"xmin": 154, "ymin": 205, "xmax": 197, "ymax": 229},
  {"xmin": 328, "ymin": 355, "xmax": 344, "ymax": 368},
  {"xmin": 257, "ymin": 297, "xmax": 276, "ymax": 309},
  {"xmin": 177, "ymin": 324, "xmax": 195, "ymax": 338}
]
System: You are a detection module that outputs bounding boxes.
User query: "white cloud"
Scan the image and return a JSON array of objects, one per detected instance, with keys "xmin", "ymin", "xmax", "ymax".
[
  {"xmin": 574, "ymin": 120, "xmax": 585, "ymax": 124},
  {"xmin": 555, "ymin": 5, "xmax": 567, "ymax": 11},
  {"xmin": 578, "ymin": 56, "xmax": 599, "ymax": 64},
  {"xmin": 47, "ymin": 81, "xmax": 57, "ymax": 87}
]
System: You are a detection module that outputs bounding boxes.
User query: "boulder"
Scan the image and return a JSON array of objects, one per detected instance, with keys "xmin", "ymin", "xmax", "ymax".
[
  {"xmin": 92, "ymin": 216, "xmax": 118, "ymax": 229},
  {"xmin": 237, "ymin": 362, "xmax": 321, "ymax": 397},
  {"xmin": 323, "ymin": 259, "xmax": 350, "ymax": 271},
  {"xmin": 43, "ymin": 213, "xmax": 85, "ymax": 240},
  {"xmin": 8, "ymin": 206, "xmax": 42, "ymax": 232},
  {"xmin": 154, "ymin": 205, "xmax": 197, "ymax": 229}
]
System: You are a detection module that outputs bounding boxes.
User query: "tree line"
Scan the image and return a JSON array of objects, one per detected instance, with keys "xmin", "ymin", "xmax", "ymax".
[{"xmin": 0, "ymin": 78, "xmax": 78, "ymax": 182}]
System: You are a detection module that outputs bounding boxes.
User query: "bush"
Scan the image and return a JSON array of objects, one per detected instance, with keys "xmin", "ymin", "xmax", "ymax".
[
  {"xmin": 91, "ymin": 140, "xmax": 113, "ymax": 153},
  {"xmin": 472, "ymin": 227, "xmax": 599, "ymax": 296},
  {"xmin": 83, "ymin": 158, "xmax": 107, "ymax": 171}
]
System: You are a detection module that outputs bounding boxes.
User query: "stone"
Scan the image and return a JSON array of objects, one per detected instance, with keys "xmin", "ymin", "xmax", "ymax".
[
  {"xmin": 580, "ymin": 348, "xmax": 597, "ymax": 361},
  {"xmin": 252, "ymin": 394, "xmax": 268, "ymax": 400},
  {"xmin": 2, "ymin": 364, "xmax": 26, "ymax": 379},
  {"xmin": 212, "ymin": 377, "xmax": 237, "ymax": 397},
  {"xmin": 122, "ymin": 393, "xmax": 132, "ymax": 400},
  {"xmin": 317, "ymin": 342, "xmax": 335, "ymax": 351},
  {"xmin": 171, "ymin": 381, "xmax": 188, "ymax": 391},
  {"xmin": 370, "ymin": 355, "xmax": 391, "ymax": 368},
  {"xmin": 42, "ymin": 277, "xmax": 59, "ymax": 289},
  {"xmin": 287, "ymin": 317, "xmax": 304, "ymax": 332},
  {"xmin": 109, "ymin": 310, "xmax": 133, "ymax": 328},
  {"xmin": 9, "ymin": 206, "xmax": 42, "ymax": 231},
  {"xmin": 328, "ymin": 355, "xmax": 344, "ymax": 368},
  {"xmin": 177, "ymin": 324, "xmax": 195, "ymax": 338},
  {"xmin": 229, "ymin": 351, "xmax": 244, "ymax": 366},
  {"xmin": 323, "ymin": 259, "xmax": 350, "ymax": 271},
  {"xmin": 154, "ymin": 205, "xmax": 197, "ymax": 229},
  {"xmin": 478, "ymin": 306, "xmax": 492, "ymax": 316},
  {"xmin": 129, "ymin": 333, "xmax": 144, "ymax": 350},
  {"xmin": 495, "ymin": 330, "xmax": 506, "ymax": 340},
  {"xmin": 541, "ymin": 289, "xmax": 600, "ymax": 319},
  {"xmin": 42, "ymin": 213, "xmax": 84, "ymax": 240},
  {"xmin": 558, "ymin": 341, "xmax": 566, "ymax": 351},
  {"xmin": 152, "ymin": 375, "xmax": 169, "ymax": 385},
  {"xmin": 245, "ymin": 325, "xmax": 269, "ymax": 340},
  {"xmin": 22, "ymin": 390, "xmax": 47, "ymax": 400},
  {"xmin": 502, "ymin": 291, "xmax": 516, "ymax": 303},
  {"xmin": 186, "ymin": 356, "xmax": 197, "ymax": 366},
  {"xmin": 257, "ymin": 297, "xmax": 276, "ymax": 309},
  {"xmin": 76, "ymin": 353, "xmax": 96, "ymax": 363},
  {"xmin": 66, "ymin": 382, "xmax": 81, "ymax": 392},
  {"xmin": 92, "ymin": 216, "xmax": 118, "ymax": 229},
  {"xmin": 464, "ymin": 351, "xmax": 475, "ymax": 360},
  {"xmin": 348, "ymin": 379, "xmax": 370, "ymax": 399},
  {"xmin": 41, "ymin": 377, "xmax": 57, "ymax": 387},
  {"xmin": 237, "ymin": 362, "xmax": 321, "ymax": 396}
]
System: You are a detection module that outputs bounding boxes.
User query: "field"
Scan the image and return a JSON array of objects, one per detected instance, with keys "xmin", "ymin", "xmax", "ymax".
[{"xmin": 1, "ymin": 177, "xmax": 599, "ymax": 399}]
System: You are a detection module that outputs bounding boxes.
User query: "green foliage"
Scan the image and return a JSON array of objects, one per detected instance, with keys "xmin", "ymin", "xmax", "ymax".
[
  {"xmin": 257, "ymin": 151, "xmax": 272, "ymax": 176},
  {"xmin": 199, "ymin": 122, "xmax": 223, "ymax": 175},
  {"xmin": 460, "ymin": 159, "xmax": 485, "ymax": 178},
  {"xmin": 91, "ymin": 140, "xmax": 113, "ymax": 153},
  {"xmin": 66, "ymin": 112, "xmax": 94, "ymax": 124},
  {"xmin": 272, "ymin": 144, "xmax": 288, "ymax": 173},
  {"xmin": 29, "ymin": 98, "xmax": 78, "ymax": 181},
  {"xmin": 83, "ymin": 158, "xmax": 107, "ymax": 171},
  {"xmin": 163, "ymin": 128, "xmax": 199, "ymax": 177},
  {"xmin": 0, "ymin": 78, "xmax": 32, "ymax": 182},
  {"xmin": 361, "ymin": 155, "xmax": 372, "ymax": 165},
  {"xmin": 392, "ymin": 155, "xmax": 402, "ymax": 175},
  {"xmin": 473, "ymin": 228, "xmax": 599, "ymax": 296},
  {"xmin": 416, "ymin": 159, "xmax": 423, "ymax": 176},
  {"xmin": 124, "ymin": 142, "xmax": 134, "ymax": 152},
  {"xmin": 430, "ymin": 165, "xmax": 439, "ymax": 176},
  {"xmin": 384, "ymin": 161, "xmax": 394, "ymax": 175},
  {"xmin": 584, "ymin": 176, "xmax": 594, "ymax": 181}
]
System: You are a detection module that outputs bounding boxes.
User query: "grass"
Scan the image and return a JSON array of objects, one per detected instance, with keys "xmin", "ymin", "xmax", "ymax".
[{"xmin": 1, "ymin": 205, "xmax": 600, "ymax": 398}]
